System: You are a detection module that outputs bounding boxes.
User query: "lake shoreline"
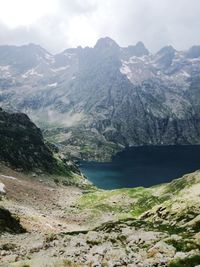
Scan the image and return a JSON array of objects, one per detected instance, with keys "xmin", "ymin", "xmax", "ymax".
[{"xmin": 79, "ymin": 145, "xmax": 200, "ymax": 189}]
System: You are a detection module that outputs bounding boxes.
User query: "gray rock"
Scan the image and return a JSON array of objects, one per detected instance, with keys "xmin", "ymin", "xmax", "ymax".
[
  {"xmin": 1, "ymin": 40, "xmax": 200, "ymax": 160},
  {"xmin": 0, "ymin": 182, "xmax": 6, "ymax": 195}
]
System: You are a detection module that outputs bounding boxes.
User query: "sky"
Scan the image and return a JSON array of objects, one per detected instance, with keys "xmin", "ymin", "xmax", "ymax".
[{"xmin": 0, "ymin": 0, "xmax": 199, "ymax": 54}]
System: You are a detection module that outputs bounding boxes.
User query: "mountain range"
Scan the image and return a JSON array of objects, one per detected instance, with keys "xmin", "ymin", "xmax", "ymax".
[
  {"xmin": 0, "ymin": 38, "xmax": 200, "ymax": 267},
  {"xmin": 1, "ymin": 37, "xmax": 200, "ymax": 160}
]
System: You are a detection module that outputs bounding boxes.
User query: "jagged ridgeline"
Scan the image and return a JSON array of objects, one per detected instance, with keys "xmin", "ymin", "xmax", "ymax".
[
  {"xmin": 0, "ymin": 108, "xmax": 76, "ymax": 175},
  {"xmin": 1, "ymin": 39, "xmax": 200, "ymax": 161}
]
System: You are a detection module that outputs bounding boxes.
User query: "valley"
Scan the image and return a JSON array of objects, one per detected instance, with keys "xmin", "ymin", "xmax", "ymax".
[
  {"xmin": 0, "ymin": 39, "xmax": 200, "ymax": 266},
  {"xmin": 0, "ymin": 109, "xmax": 199, "ymax": 266}
]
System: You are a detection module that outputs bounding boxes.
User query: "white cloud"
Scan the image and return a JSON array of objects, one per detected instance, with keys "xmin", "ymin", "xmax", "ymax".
[
  {"xmin": 0, "ymin": 0, "xmax": 57, "ymax": 28},
  {"xmin": 0, "ymin": 0, "xmax": 199, "ymax": 53}
]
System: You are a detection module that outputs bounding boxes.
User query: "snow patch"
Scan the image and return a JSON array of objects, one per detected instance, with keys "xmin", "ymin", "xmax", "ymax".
[
  {"xmin": 0, "ymin": 65, "xmax": 10, "ymax": 71},
  {"xmin": 47, "ymin": 82, "xmax": 58, "ymax": 87},
  {"xmin": 63, "ymin": 52, "xmax": 76, "ymax": 59},
  {"xmin": 51, "ymin": 66, "xmax": 69, "ymax": 72},
  {"xmin": 22, "ymin": 68, "xmax": 44, "ymax": 78},
  {"xmin": 45, "ymin": 53, "xmax": 55, "ymax": 64},
  {"xmin": 129, "ymin": 55, "xmax": 148, "ymax": 63},
  {"xmin": 0, "ymin": 65, "xmax": 11, "ymax": 78},
  {"xmin": 181, "ymin": 70, "xmax": 190, "ymax": 78},
  {"xmin": 120, "ymin": 62, "xmax": 132, "ymax": 75}
]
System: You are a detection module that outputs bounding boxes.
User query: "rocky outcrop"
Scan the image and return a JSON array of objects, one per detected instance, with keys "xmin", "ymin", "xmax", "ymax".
[
  {"xmin": 0, "ymin": 207, "xmax": 25, "ymax": 234},
  {"xmin": 0, "ymin": 183, "xmax": 5, "ymax": 196},
  {"xmin": 0, "ymin": 108, "xmax": 60, "ymax": 172}
]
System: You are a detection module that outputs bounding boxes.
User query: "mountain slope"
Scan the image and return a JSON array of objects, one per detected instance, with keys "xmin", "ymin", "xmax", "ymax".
[
  {"xmin": 1, "ymin": 38, "xmax": 200, "ymax": 160},
  {"xmin": 0, "ymin": 108, "xmax": 88, "ymax": 188},
  {"xmin": 0, "ymin": 107, "xmax": 57, "ymax": 172},
  {"xmin": 77, "ymin": 170, "xmax": 200, "ymax": 229},
  {"xmin": 0, "ymin": 168, "xmax": 199, "ymax": 266}
]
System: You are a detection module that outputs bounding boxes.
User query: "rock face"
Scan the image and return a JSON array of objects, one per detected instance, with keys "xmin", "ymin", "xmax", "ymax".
[
  {"xmin": 0, "ymin": 183, "xmax": 5, "ymax": 196},
  {"xmin": 0, "ymin": 39, "xmax": 200, "ymax": 160},
  {"xmin": 0, "ymin": 108, "xmax": 59, "ymax": 171},
  {"xmin": 0, "ymin": 207, "xmax": 25, "ymax": 234},
  {"xmin": 0, "ymin": 108, "xmax": 84, "ymax": 181}
]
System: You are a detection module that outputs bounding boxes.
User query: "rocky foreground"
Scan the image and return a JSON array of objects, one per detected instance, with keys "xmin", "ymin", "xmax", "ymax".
[{"xmin": 0, "ymin": 164, "xmax": 200, "ymax": 267}]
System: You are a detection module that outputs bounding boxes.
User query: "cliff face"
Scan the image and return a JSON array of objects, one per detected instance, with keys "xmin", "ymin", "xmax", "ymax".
[
  {"xmin": 0, "ymin": 108, "xmax": 59, "ymax": 171},
  {"xmin": 0, "ymin": 39, "xmax": 200, "ymax": 160}
]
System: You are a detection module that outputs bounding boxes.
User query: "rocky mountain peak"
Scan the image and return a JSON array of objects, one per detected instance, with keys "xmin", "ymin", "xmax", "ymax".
[
  {"xmin": 126, "ymin": 41, "xmax": 149, "ymax": 57},
  {"xmin": 155, "ymin": 45, "xmax": 176, "ymax": 69},
  {"xmin": 1, "ymin": 39, "xmax": 200, "ymax": 161},
  {"xmin": 156, "ymin": 45, "xmax": 176, "ymax": 56},
  {"xmin": 0, "ymin": 43, "xmax": 51, "ymax": 73},
  {"xmin": 136, "ymin": 41, "xmax": 148, "ymax": 49},
  {"xmin": 24, "ymin": 42, "xmax": 46, "ymax": 50},
  {"xmin": 61, "ymin": 46, "xmax": 82, "ymax": 56},
  {"xmin": 23, "ymin": 43, "xmax": 51, "ymax": 57},
  {"xmin": 94, "ymin": 37, "xmax": 119, "ymax": 50}
]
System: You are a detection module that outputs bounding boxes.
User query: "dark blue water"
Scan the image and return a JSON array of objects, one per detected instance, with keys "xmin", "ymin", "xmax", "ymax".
[{"xmin": 79, "ymin": 145, "xmax": 200, "ymax": 189}]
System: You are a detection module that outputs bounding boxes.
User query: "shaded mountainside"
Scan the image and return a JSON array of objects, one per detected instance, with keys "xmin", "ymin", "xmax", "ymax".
[
  {"xmin": 0, "ymin": 107, "xmax": 57, "ymax": 172},
  {"xmin": 1, "ymin": 39, "xmax": 200, "ymax": 160},
  {"xmin": 0, "ymin": 108, "xmax": 88, "ymax": 189}
]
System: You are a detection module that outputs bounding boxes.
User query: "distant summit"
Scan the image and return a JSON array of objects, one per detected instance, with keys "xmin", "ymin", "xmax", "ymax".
[
  {"xmin": 94, "ymin": 38, "xmax": 149, "ymax": 56},
  {"xmin": 0, "ymin": 39, "xmax": 200, "ymax": 161},
  {"xmin": 125, "ymin": 41, "xmax": 149, "ymax": 57},
  {"xmin": 155, "ymin": 45, "xmax": 176, "ymax": 69},
  {"xmin": 94, "ymin": 37, "xmax": 119, "ymax": 50},
  {"xmin": 156, "ymin": 45, "xmax": 176, "ymax": 56}
]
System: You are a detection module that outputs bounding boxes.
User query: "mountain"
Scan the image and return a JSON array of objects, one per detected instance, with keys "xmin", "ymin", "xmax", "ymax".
[
  {"xmin": 0, "ymin": 108, "xmax": 88, "ymax": 187},
  {"xmin": 0, "ymin": 38, "xmax": 200, "ymax": 160},
  {"xmin": 0, "ymin": 107, "xmax": 57, "ymax": 172},
  {"xmin": 0, "ymin": 108, "xmax": 89, "ymax": 237}
]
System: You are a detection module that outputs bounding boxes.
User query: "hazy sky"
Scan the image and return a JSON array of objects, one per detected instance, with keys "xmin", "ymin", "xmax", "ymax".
[{"xmin": 0, "ymin": 0, "xmax": 200, "ymax": 53}]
